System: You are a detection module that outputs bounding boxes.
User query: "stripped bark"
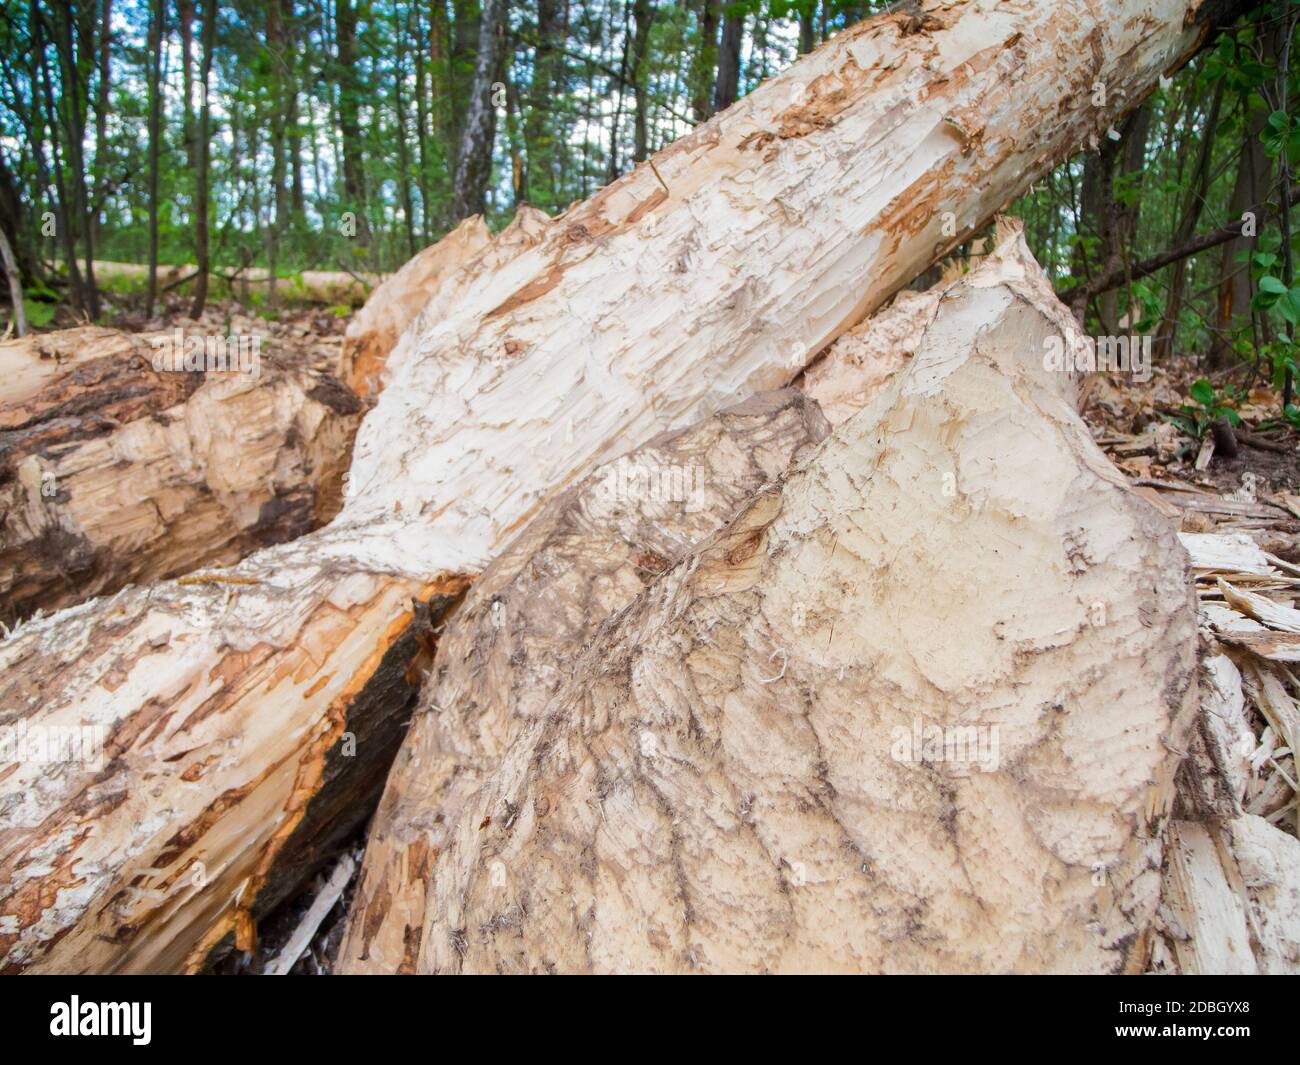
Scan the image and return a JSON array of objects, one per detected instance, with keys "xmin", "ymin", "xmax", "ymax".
[
  {"xmin": 0, "ymin": 0, "xmax": 1232, "ymax": 974},
  {"xmin": 341, "ymin": 216, "xmax": 491, "ymax": 399},
  {"xmin": 0, "ymin": 552, "xmax": 467, "ymax": 974},
  {"xmin": 347, "ymin": 206, "xmax": 550, "ymax": 399},
  {"xmin": 374, "ymin": 233, "xmax": 1198, "ymax": 974},
  {"xmin": 339, "ymin": 389, "xmax": 830, "ymax": 972},
  {"xmin": 799, "ymin": 278, "xmax": 952, "ymax": 425},
  {"xmin": 0, "ymin": 328, "xmax": 362, "ymax": 626}
]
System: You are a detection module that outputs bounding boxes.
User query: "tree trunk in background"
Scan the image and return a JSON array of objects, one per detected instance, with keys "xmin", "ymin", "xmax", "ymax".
[
  {"xmin": 413, "ymin": 4, "xmax": 433, "ymax": 235},
  {"xmin": 0, "ymin": 0, "xmax": 1241, "ymax": 975},
  {"xmin": 42, "ymin": 2, "xmax": 99, "ymax": 318},
  {"xmin": 0, "ymin": 153, "xmax": 35, "ymax": 287},
  {"xmin": 1213, "ymin": 100, "xmax": 1271, "ymax": 367},
  {"xmin": 631, "ymin": 0, "xmax": 655, "ymax": 162},
  {"xmin": 448, "ymin": 0, "xmax": 480, "ymax": 172},
  {"xmin": 177, "ymin": 0, "xmax": 195, "ymax": 169},
  {"xmin": 798, "ymin": 2, "xmax": 815, "ymax": 54},
  {"xmin": 336, "ymin": 0, "xmax": 370, "ymax": 245},
  {"xmin": 714, "ymin": 8, "xmax": 744, "ymax": 112},
  {"xmin": 523, "ymin": 0, "xmax": 561, "ymax": 202},
  {"xmin": 92, "ymin": 0, "xmax": 112, "ymax": 257},
  {"xmin": 145, "ymin": 0, "xmax": 164, "ymax": 317},
  {"xmin": 394, "ymin": 14, "xmax": 418, "ymax": 258},
  {"xmin": 1156, "ymin": 80, "xmax": 1224, "ymax": 361},
  {"xmin": 286, "ymin": 11, "xmax": 305, "ymax": 228},
  {"xmin": 266, "ymin": 0, "xmax": 288, "ymax": 306},
  {"xmin": 1098, "ymin": 104, "xmax": 1153, "ymax": 332},
  {"xmin": 1071, "ymin": 145, "xmax": 1110, "ymax": 322},
  {"xmin": 0, "ymin": 225, "xmax": 27, "ymax": 336},
  {"xmin": 449, "ymin": 0, "xmax": 506, "ymax": 224},
  {"xmin": 189, "ymin": 0, "xmax": 215, "ymax": 317},
  {"xmin": 691, "ymin": 0, "xmax": 720, "ymax": 122}
]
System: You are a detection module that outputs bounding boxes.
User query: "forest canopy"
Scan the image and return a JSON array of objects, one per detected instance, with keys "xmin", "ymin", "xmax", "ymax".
[{"xmin": 0, "ymin": 0, "xmax": 1297, "ymax": 413}]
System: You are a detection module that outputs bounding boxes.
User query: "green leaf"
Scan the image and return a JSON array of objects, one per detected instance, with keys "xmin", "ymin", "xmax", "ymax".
[
  {"xmin": 1190, "ymin": 379, "xmax": 1215, "ymax": 406},
  {"xmin": 1258, "ymin": 275, "xmax": 1288, "ymax": 295},
  {"xmin": 1276, "ymin": 291, "xmax": 1300, "ymax": 327},
  {"xmin": 23, "ymin": 298, "xmax": 55, "ymax": 328}
]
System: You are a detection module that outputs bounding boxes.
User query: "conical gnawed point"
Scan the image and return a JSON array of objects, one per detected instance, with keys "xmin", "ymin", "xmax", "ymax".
[{"xmin": 397, "ymin": 230, "xmax": 1199, "ymax": 974}]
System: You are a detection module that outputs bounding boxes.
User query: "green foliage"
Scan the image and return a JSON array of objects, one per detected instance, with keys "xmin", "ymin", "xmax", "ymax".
[
  {"xmin": 22, "ymin": 297, "xmax": 57, "ymax": 328},
  {"xmin": 1166, "ymin": 379, "xmax": 1243, "ymax": 440}
]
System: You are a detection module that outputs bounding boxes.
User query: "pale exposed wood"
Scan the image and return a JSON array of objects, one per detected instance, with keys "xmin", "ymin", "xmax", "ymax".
[
  {"xmin": 0, "ymin": 328, "xmax": 363, "ymax": 625},
  {"xmin": 1218, "ymin": 578, "xmax": 1300, "ymax": 634},
  {"xmin": 799, "ymin": 283, "xmax": 945, "ymax": 425},
  {"xmin": 376, "ymin": 204, "xmax": 551, "ymax": 392},
  {"xmin": 264, "ymin": 853, "xmax": 356, "ymax": 976},
  {"xmin": 1161, "ymin": 821, "xmax": 1258, "ymax": 974},
  {"xmin": 1198, "ymin": 654, "xmax": 1253, "ymax": 810},
  {"xmin": 0, "ymin": 0, "xmax": 1230, "ymax": 974},
  {"xmin": 339, "ymin": 0, "xmax": 1233, "ymax": 578},
  {"xmin": 0, "ymin": 326, "xmax": 140, "ymax": 409},
  {"xmin": 1227, "ymin": 814, "xmax": 1300, "ymax": 973},
  {"xmin": 1179, "ymin": 531, "xmax": 1280, "ymax": 577},
  {"xmin": 340, "ymin": 216, "xmax": 491, "ymax": 399},
  {"xmin": 339, "ymin": 390, "xmax": 830, "ymax": 972},
  {"xmin": 363, "ymin": 235, "xmax": 1198, "ymax": 974},
  {"xmin": 1159, "ymin": 815, "xmax": 1300, "ymax": 974}
]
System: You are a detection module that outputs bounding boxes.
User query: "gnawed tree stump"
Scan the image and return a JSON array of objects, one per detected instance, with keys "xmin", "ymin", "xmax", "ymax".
[
  {"xmin": 341, "ymin": 216, "xmax": 492, "ymax": 399},
  {"xmin": 339, "ymin": 389, "xmax": 830, "ymax": 972},
  {"xmin": 379, "ymin": 235, "xmax": 1198, "ymax": 974},
  {"xmin": 0, "ymin": 328, "xmax": 362, "ymax": 626},
  {"xmin": 0, "ymin": 0, "xmax": 1232, "ymax": 973}
]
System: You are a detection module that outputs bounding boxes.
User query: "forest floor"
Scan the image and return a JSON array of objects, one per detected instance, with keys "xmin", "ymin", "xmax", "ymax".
[{"xmin": 25, "ymin": 291, "xmax": 1298, "ymax": 975}]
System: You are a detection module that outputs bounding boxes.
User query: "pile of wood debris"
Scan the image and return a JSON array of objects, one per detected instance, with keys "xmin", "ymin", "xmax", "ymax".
[{"xmin": 1076, "ymin": 361, "xmax": 1300, "ymax": 973}]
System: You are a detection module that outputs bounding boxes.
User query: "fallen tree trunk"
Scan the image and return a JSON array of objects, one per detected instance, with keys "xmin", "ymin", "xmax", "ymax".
[
  {"xmin": 339, "ymin": 389, "xmax": 830, "ymax": 972},
  {"xmin": 371, "ymin": 204, "xmax": 551, "ymax": 395},
  {"xmin": 88, "ymin": 261, "xmax": 382, "ymax": 306},
  {"xmin": 0, "ymin": 0, "xmax": 1233, "ymax": 974},
  {"xmin": 371, "ymin": 230, "xmax": 1198, "ymax": 974},
  {"xmin": 0, "ymin": 328, "xmax": 362, "ymax": 626},
  {"xmin": 0, "ymin": 554, "xmax": 468, "ymax": 974}
]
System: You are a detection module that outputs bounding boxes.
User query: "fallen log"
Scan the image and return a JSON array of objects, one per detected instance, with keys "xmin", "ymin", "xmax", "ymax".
[
  {"xmin": 88, "ymin": 261, "xmax": 381, "ymax": 306},
  {"xmin": 365, "ymin": 233, "xmax": 1198, "ymax": 974},
  {"xmin": 0, "ymin": 0, "xmax": 1233, "ymax": 973},
  {"xmin": 0, "ymin": 551, "xmax": 467, "ymax": 973},
  {"xmin": 0, "ymin": 328, "xmax": 362, "ymax": 626},
  {"xmin": 339, "ymin": 389, "xmax": 830, "ymax": 972}
]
